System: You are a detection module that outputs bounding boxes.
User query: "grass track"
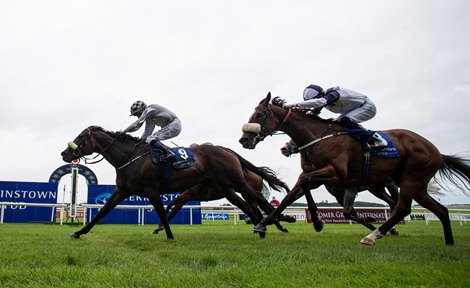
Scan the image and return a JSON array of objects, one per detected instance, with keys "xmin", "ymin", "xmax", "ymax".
[{"xmin": 0, "ymin": 221, "xmax": 469, "ymax": 288}]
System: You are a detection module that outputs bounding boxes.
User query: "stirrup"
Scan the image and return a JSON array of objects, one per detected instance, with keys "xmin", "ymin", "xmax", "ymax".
[
  {"xmin": 162, "ymin": 150, "xmax": 176, "ymax": 160},
  {"xmin": 368, "ymin": 133, "xmax": 388, "ymax": 149}
]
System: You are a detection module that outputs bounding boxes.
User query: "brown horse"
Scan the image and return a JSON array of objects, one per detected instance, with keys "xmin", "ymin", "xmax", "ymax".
[
  {"xmin": 239, "ymin": 93, "xmax": 470, "ymax": 245},
  {"xmin": 282, "ymin": 139, "xmax": 399, "ymax": 233},
  {"xmin": 153, "ymin": 167, "xmax": 290, "ymax": 234},
  {"xmin": 61, "ymin": 126, "xmax": 291, "ymax": 239}
]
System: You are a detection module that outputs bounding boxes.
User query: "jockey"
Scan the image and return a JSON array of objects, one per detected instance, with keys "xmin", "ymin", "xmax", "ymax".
[
  {"xmin": 122, "ymin": 101, "xmax": 182, "ymax": 160},
  {"xmin": 284, "ymin": 84, "xmax": 387, "ymax": 149}
]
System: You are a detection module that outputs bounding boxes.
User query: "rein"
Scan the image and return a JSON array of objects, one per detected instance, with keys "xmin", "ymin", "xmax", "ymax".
[
  {"xmin": 298, "ymin": 131, "xmax": 348, "ymax": 150},
  {"xmin": 81, "ymin": 133, "xmax": 118, "ymax": 164},
  {"xmin": 70, "ymin": 128, "xmax": 146, "ymax": 168},
  {"xmin": 117, "ymin": 151, "xmax": 151, "ymax": 170},
  {"xmin": 270, "ymin": 105, "xmax": 347, "ymax": 149}
]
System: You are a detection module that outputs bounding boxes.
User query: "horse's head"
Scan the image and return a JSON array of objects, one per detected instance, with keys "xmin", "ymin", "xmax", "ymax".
[
  {"xmin": 239, "ymin": 92, "xmax": 286, "ymax": 149},
  {"xmin": 61, "ymin": 126, "xmax": 106, "ymax": 162}
]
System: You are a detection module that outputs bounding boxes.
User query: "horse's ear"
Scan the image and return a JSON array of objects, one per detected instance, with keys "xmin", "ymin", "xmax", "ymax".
[{"xmin": 265, "ymin": 92, "xmax": 272, "ymax": 107}]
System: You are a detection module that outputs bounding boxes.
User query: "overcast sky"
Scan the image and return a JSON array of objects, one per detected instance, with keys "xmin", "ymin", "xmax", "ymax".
[{"xmin": 1, "ymin": 0, "xmax": 469, "ymax": 205}]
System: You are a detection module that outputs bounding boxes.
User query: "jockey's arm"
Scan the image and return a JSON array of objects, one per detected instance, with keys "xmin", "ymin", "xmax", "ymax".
[{"xmin": 285, "ymin": 97, "xmax": 327, "ymax": 109}]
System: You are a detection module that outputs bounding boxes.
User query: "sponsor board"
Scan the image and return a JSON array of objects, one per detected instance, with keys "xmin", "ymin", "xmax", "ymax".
[
  {"xmin": 87, "ymin": 185, "xmax": 201, "ymax": 224},
  {"xmin": 202, "ymin": 213, "xmax": 229, "ymax": 220},
  {"xmin": 306, "ymin": 208, "xmax": 394, "ymax": 224},
  {"xmin": 0, "ymin": 181, "xmax": 58, "ymax": 223}
]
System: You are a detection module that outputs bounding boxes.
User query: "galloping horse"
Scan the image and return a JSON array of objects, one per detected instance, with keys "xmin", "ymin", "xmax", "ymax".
[
  {"xmin": 282, "ymin": 140, "xmax": 399, "ymax": 233},
  {"xmin": 153, "ymin": 166, "xmax": 290, "ymax": 234},
  {"xmin": 239, "ymin": 93, "xmax": 470, "ymax": 245},
  {"xmin": 61, "ymin": 126, "xmax": 291, "ymax": 239}
]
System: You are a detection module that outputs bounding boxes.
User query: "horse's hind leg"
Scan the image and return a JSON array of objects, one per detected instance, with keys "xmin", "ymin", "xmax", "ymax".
[
  {"xmin": 371, "ymin": 182, "xmax": 400, "ymax": 235},
  {"xmin": 414, "ymin": 192, "xmax": 453, "ymax": 245},
  {"xmin": 225, "ymin": 189, "xmax": 266, "ymax": 238},
  {"xmin": 361, "ymin": 185, "xmax": 414, "ymax": 245}
]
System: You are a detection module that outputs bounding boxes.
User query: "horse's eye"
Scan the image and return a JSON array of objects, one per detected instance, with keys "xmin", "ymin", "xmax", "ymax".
[{"xmin": 254, "ymin": 112, "xmax": 264, "ymax": 121}]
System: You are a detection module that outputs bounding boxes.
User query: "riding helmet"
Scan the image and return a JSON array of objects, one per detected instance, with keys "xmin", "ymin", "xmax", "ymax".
[
  {"xmin": 303, "ymin": 84, "xmax": 324, "ymax": 100},
  {"xmin": 130, "ymin": 101, "xmax": 147, "ymax": 116}
]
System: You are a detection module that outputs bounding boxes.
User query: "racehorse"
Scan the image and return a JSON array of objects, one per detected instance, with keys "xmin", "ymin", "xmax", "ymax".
[
  {"xmin": 153, "ymin": 166, "xmax": 290, "ymax": 234},
  {"xmin": 61, "ymin": 126, "xmax": 291, "ymax": 239},
  {"xmin": 282, "ymin": 140, "xmax": 399, "ymax": 233},
  {"xmin": 239, "ymin": 93, "xmax": 470, "ymax": 245}
]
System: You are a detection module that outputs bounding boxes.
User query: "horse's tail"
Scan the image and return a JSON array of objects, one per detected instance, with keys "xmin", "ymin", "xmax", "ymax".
[
  {"xmin": 222, "ymin": 147, "xmax": 290, "ymax": 193},
  {"xmin": 436, "ymin": 154, "xmax": 470, "ymax": 195}
]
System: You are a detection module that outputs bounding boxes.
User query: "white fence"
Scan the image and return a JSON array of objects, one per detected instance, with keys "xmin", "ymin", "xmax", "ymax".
[{"xmin": 1, "ymin": 202, "xmax": 469, "ymax": 226}]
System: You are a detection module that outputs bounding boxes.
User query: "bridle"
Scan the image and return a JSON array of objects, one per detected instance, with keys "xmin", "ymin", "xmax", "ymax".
[
  {"xmin": 243, "ymin": 101, "xmax": 347, "ymax": 150},
  {"xmin": 68, "ymin": 128, "xmax": 117, "ymax": 164},
  {"xmin": 243, "ymin": 103, "xmax": 292, "ymax": 143}
]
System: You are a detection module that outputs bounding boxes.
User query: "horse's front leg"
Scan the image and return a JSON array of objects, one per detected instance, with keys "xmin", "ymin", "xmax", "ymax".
[
  {"xmin": 70, "ymin": 188, "xmax": 127, "ymax": 239},
  {"xmin": 299, "ymin": 165, "xmax": 340, "ymax": 232},
  {"xmin": 342, "ymin": 188, "xmax": 378, "ymax": 231},
  {"xmin": 153, "ymin": 196, "xmax": 185, "ymax": 234},
  {"xmin": 303, "ymin": 186, "xmax": 323, "ymax": 232},
  {"xmin": 148, "ymin": 193, "xmax": 174, "ymax": 240}
]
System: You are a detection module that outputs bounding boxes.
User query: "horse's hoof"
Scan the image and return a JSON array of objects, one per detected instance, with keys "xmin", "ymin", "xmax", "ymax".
[
  {"xmin": 360, "ymin": 236, "xmax": 375, "ymax": 246},
  {"xmin": 281, "ymin": 215, "xmax": 297, "ymax": 223},
  {"xmin": 153, "ymin": 227, "xmax": 164, "ymax": 234},
  {"xmin": 281, "ymin": 228, "xmax": 289, "ymax": 233},
  {"xmin": 313, "ymin": 220, "xmax": 324, "ymax": 232},
  {"xmin": 365, "ymin": 217, "xmax": 377, "ymax": 223},
  {"xmin": 253, "ymin": 223, "xmax": 267, "ymax": 233},
  {"xmin": 259, "ymin": 232, "xmax": 266, "ymax": 239},
  {"xmin": 389, "ymin": 227, "xmax": 399, "ymax": 236},
  {"xmin": 69, "ymin": 233, "xmax": 80, "ymax": 239}
]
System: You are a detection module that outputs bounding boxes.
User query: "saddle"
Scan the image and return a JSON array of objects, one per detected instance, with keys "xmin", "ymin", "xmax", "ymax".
[
  {"xmin": 149, "ymin": 146, "xmax": 197, "ymax": 169},
  {"xmin": 341, "ymin": 128, "xmax": 400, "ymax": 158}
]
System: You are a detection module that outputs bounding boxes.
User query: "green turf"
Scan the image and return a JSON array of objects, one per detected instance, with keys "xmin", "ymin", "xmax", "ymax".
[{"xmin": 0, "ymin": 221, "xmax": 469, "ymax": 288}]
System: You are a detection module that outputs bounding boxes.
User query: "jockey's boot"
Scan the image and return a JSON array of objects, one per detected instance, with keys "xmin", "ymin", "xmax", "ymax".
[
  {"xmin": 339, "ymin": 117, "xmax": 360, "ymax": 129},
  {"xmin": 339, "ymin": 117, "xmax": 387, "ymax": 150},
  {"xmin": 367, "ymin": 133, "xmax": 388, "ymax": 150},
  {"xmin": 150, "ymin": 140, "xmax": 176, "ymax": 161},
  {"xmin": 161, "ymin": 144, "xmax": 176, "ymax": 161}
]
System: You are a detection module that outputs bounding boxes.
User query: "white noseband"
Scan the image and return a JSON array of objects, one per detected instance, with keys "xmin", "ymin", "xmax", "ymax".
[{"xmin": 242, "ymin": 123, "xmax": 261, "ymax": 133}]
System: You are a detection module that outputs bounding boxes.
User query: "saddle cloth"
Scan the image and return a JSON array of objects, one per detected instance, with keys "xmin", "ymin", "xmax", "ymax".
[
  {"xmin": 150, "ymin": 146, "xmax": 197, "ymax": 169},
  {"xmin": 342, "ymin": 128, "xmax": 400, "ymax": 158}
]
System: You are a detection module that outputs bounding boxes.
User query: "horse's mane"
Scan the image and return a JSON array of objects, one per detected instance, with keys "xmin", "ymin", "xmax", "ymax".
[
  {"xmin": 116, "ymin": 132, "xmax": 140, "ymax": 142},
  {"xmin": 92, "ymin": 126, "xmax": 141, "ymax": 143}
]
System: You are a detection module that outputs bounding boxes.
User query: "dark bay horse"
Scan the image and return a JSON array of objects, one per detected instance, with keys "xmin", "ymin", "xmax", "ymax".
[
  {"xmin": 153, "ymin": 166, "xmax": 290, "ymax": 234},
  {"xmin": 239, "ymin": 93, "xmax": 470, "ymax": 245},
  {"xmin": 61, "ymin": 126, "xmax": 291, "ymax": 239}
]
